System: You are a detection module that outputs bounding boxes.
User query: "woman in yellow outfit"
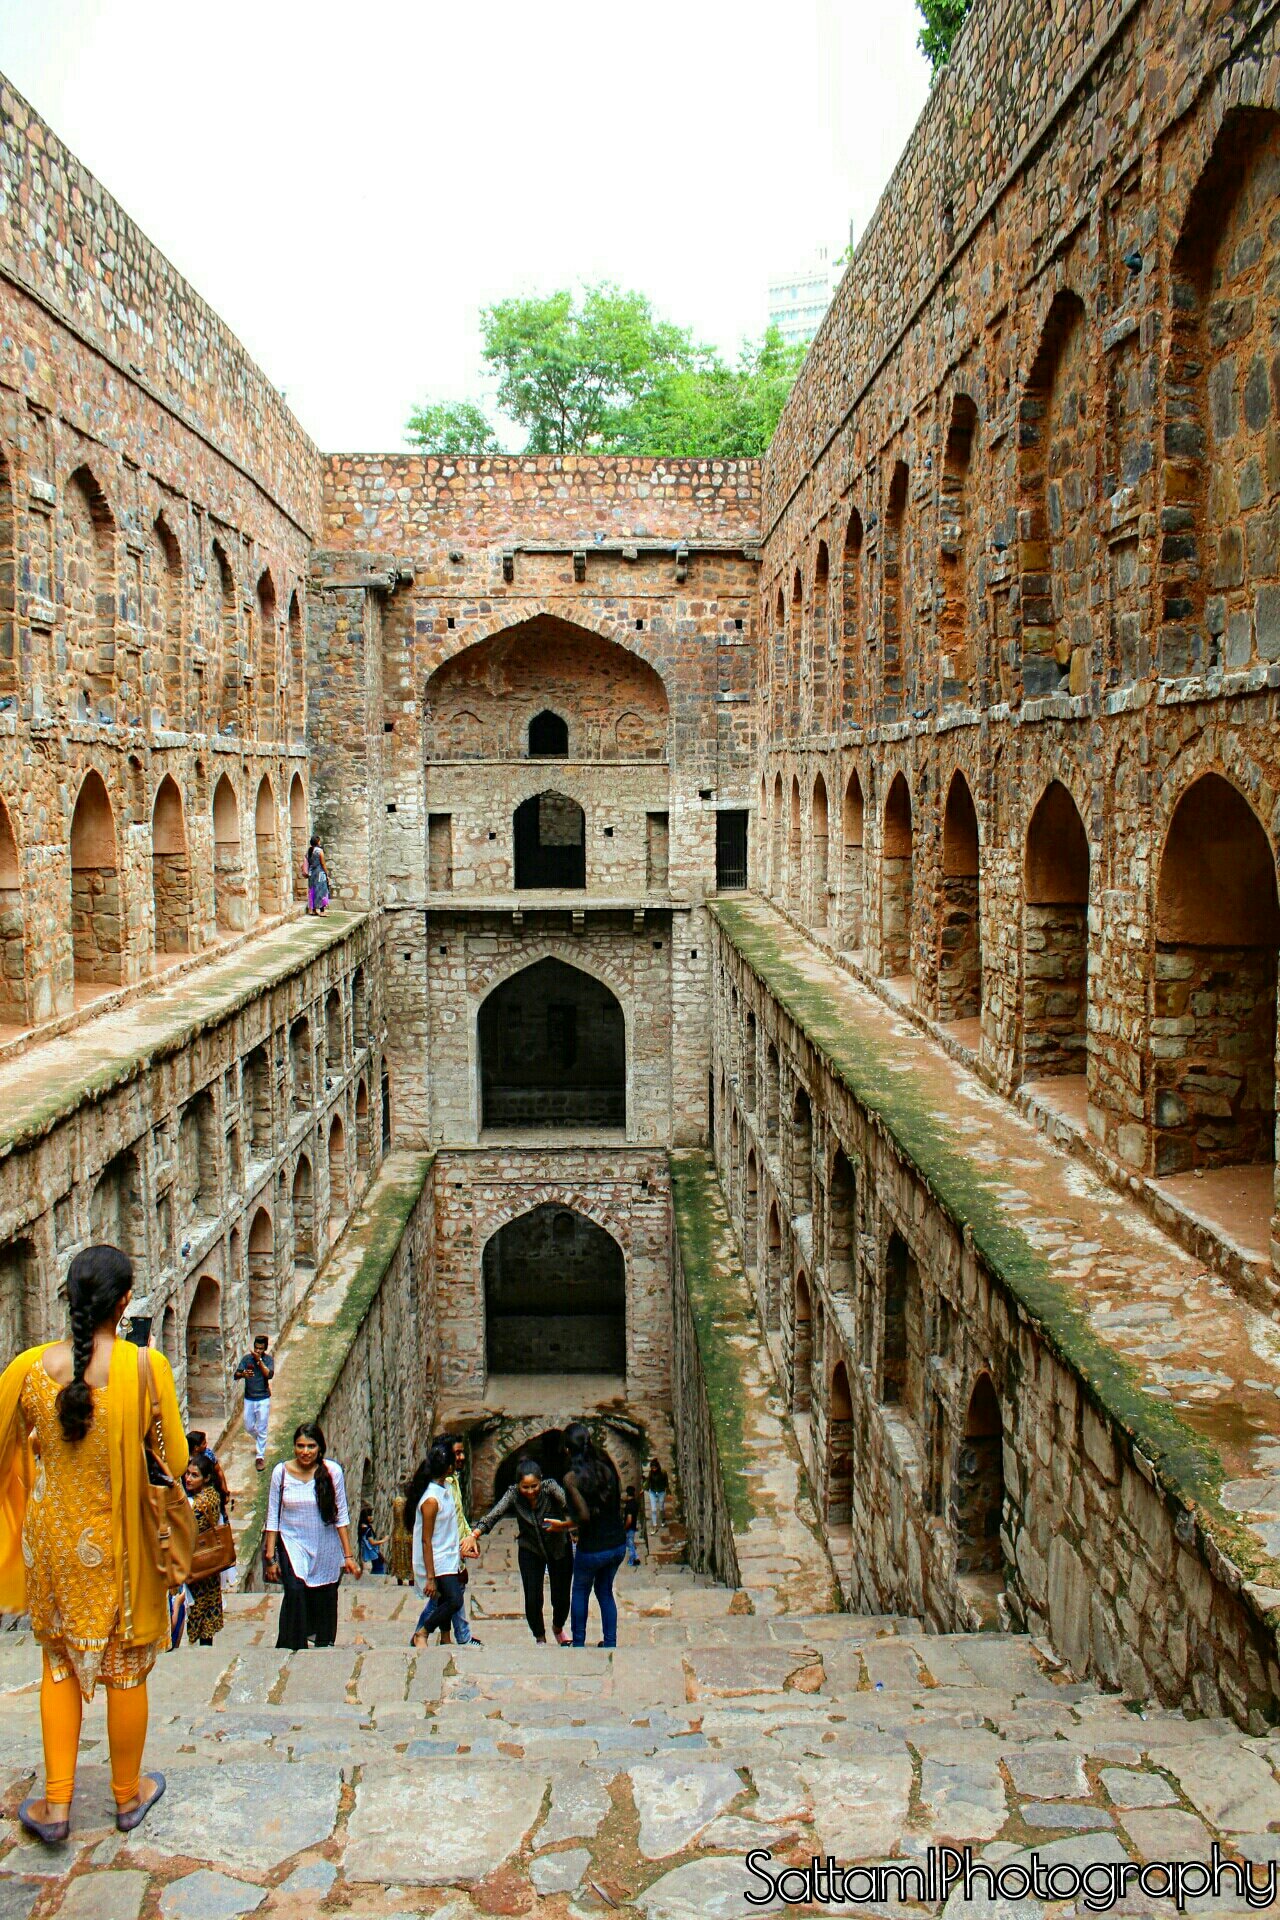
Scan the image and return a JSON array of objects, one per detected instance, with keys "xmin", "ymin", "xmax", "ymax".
[{"xmin": 0, "ymin": 1244, "xmax": 188, "ymax": 1843}]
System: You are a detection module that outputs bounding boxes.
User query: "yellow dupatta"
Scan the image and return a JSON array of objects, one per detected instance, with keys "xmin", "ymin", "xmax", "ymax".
[{"xmin": 0, "ymin": 1340, "xmax": 189, "ymax": 1645}]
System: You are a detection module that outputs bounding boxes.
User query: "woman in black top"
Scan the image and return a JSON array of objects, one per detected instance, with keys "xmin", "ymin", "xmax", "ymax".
[
  {"xmin": 468, "ymin": 1460, "xmax": 573, "ymax": 1645},
  {"xmin": 562, "ymin": 1423, "xmax": 626, "ymax": 1648}
]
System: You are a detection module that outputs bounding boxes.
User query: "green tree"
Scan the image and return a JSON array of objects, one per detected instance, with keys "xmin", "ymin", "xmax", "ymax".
[
  {"xmin": 611, "ymin": 329, "xmax": 807, "ymax": 458},
  {"xmin": 481, "ymin": 284, "xmax": 698, "ymax": 454},
  {"xmin": 916, "ymin": 0, "xmax": 971, "ymax": 70},
  {"xmin": 404, "ymin": 399, "xmax": 500, "ymax": 455}
]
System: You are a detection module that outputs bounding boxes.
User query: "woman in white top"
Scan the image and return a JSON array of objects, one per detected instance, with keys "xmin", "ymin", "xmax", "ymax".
[
  {"xmin": 263, "ymin": 1422, "xmax": 359, "ymax": 1649},
  {"xmin": 409, "ymin": 1439, "xmax": 475, "ymax": 1648}
]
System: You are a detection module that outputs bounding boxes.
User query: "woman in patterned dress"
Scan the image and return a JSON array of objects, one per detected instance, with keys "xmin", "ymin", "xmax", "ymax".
[
  {"xmin": 0, "ymin": 1244, "xmax": 188, "ymax": 1843},
  {"xmin": 183, "ymin": 1454, "xmax": 225, "ymax": 1646}
]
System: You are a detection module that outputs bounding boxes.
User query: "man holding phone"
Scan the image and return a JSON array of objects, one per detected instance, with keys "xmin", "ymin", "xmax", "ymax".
[{"xmin": 233, "ymin": 1335, "xmax": 274, "ymax": 1471}]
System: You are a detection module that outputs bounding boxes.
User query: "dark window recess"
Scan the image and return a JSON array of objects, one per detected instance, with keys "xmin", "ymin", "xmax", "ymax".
[
  {"xmin": 484, "ymin": 1203, "xmax": 625, "ymax": 1375},
  {"xmin": 479, "ymin": 956, "xmax": 624, "ymax": 1129},
  {"xmin": 716, "ymin": 809, "xmax": 749, "ymax": 890},
  {"xmin": 513, "ymin": 791, "xmax": 585, "ymax": 888},
  {"xmin": 528, "ymin": 710, "xmax": 569, "ymax": 757}
]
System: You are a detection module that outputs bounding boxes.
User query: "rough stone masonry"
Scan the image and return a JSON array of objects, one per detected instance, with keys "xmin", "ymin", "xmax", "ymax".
[{"xmin": 3, "ymin": 0, "xmax": 1280, "ymax": 1803}]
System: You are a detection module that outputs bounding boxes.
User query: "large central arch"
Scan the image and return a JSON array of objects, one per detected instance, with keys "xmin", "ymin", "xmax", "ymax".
[
  {"xmin": 483, "ymin": 1204, "xmax": 626, "ymax": 1375},
  {"xmin": 479, "ymin": 956, "xmax": 625, "ymax": 1129}
]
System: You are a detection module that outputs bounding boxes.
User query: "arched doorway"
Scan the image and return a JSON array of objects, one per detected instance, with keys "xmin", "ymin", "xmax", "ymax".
[
  {"xmin": 70, "ymin": 770, "xmax": 122, "ymax": 988},
  {"xmin": 841, "ymin": 771, "xmax": 864, "ymax": 951},
  {"xmin": 248, "ymin": 1206, "xmax": 275, "ymax": 1336},
  {"xmin": 0, "ymin": 795, "xmax": 24, "ymax": 1026},
  {"xmin": 954, "ymin": 1374, "xmax": 1005, "ymax": 1576},
  {"xmin": 355, "ymin": 1079, "xmax": 370, "ymax": 1178},
  {"xmin": 827, "ymin": 1360, "xmax": 853, "ymax": 1524},
  {"xmin": 811, "ymin": 774, "xmax": 829, "ymax": 926},
  {"xmin": 290, "ymin": 1015, "xmax": 313, "ymax": 1111},
  {"xmin": 293, "ymin": 1154, "xmax": 316, "ymax": 1268},
  {"xmin": 212, "ymin": 774, "xmax": 245, "ymax": 933},
  {"xmin": 939, "ymin": 771, "xmax": 981, "ymax": 1025},
  {"xmin": 770, "ymin": 773, "xmax": 784, "ymax": 896},
  {"xmin": 513, "ymin": 791, "xmax": 585, "ymax": 888},
  {"xmin": 828, "ymin": 1147, "xmax": 856, "ymax": 1298},
  {"xmin": 528, "ymin": 710, "xmax": 569, "ymax": 757},
  {"xmin": 186, "ymin": 1276, "xmax": 225, "ymax": 1425},
  {"xmin": 880, "ymin": 773, "xmax": 913, "ymax": 982},
  {"xmin": 1154, "ymin": 773, "xmax": 1279, "ymax": 1175},
  {"xmin": 151, "ymin": 775, "xmax": 190, "ymax": 958},
  {"xmin": 788, "ymin": 778, "xmax": 802, "ymax": 912},
  {"xmin": 1023, "ymin": 781, "xmax": 1089, "ymax": 1083},
  {"xmin": 765, "ymin": 1200, "xmax": 782, "ymax": 1331},
  {"xmin": 328, "ymin": 1113, "xmax": 348, "ymax": 1232},
  {"xmin": 255, "ymin": 775, "xmax": 280, "ymax": 918},
  {"xmin": 289, "ymin": 773, "xmax": 308, "ymax": 902},
  {"xmin": 483, "ymin": 1205, "xmax": 626, "ymax": 1376},
  {"xmin": 881, "ymin": 1232, "xmax": 922, "ymax": 1415},
  {"xmin": 479, "ymin": 957, "xmax": 625, "ymax": 1130},
  {"xmin": 791, "ymin": 1273, "xmax": 812, "ymax": 1413},
  {"xmin": 791, "ymin": 1087, "xmax": 812, "ymax": 1217}
]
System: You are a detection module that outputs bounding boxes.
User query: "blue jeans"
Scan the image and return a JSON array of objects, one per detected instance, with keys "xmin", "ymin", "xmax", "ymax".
[
  {"xmin": 414, "ymin": 1571, "xmax": 466, "ymax": 1641},
  {"xmin": 571, "ymin": 1545, "xmax": 626, "ymax": 1647},
  {"xmin": 625, "ymin": 1525, "xmax": 639, "ymax": 1566}
]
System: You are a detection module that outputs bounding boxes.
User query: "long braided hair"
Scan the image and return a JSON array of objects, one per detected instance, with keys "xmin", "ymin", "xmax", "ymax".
[
  {"xmin": 58, "ymin": 1244, "xmax": 133, "ymax": 1443},
  {"xmin": 294, "ymin": 1421, "xmax": 338, "ymax": 1526}
]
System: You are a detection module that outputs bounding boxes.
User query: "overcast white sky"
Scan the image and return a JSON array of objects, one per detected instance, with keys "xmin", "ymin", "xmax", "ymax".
[{"xmin": 2, "ymin": 0, "xmax": 932, "ymax": 451}]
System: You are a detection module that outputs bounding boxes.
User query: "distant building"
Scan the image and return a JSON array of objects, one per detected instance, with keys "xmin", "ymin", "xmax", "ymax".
[{"xmin": 767, "ymin": 246, "xmax": 842, "ymax": 348}]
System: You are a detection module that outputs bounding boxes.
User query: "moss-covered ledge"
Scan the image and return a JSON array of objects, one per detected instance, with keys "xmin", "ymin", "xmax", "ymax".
[
  {"xmin": 235, "ymin": 1148, "xmax": 433, "ymax": 1578},
  {"xmin": 0, "ymin": 910, "xmax": 367, "ymax": 1162},
  {"xmin": 670, "ymin": 1148, "xmax": 838, "ymax": 1612},
  {"xmin": 708, "ymin": 897, "xmax": 1280, "ymax": 1613}
]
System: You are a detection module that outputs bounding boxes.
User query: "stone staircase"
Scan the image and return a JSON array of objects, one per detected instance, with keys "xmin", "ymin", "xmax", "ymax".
[{"xmin": 4, "ymin": 1532, "xmax": 1280, "ymax": 1916}]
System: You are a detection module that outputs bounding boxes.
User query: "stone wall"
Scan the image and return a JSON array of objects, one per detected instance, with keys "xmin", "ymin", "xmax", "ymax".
[
  {"xmin": 710, "ymin": 903, "xmax": 1280, "ymax": 1728},
  {"xmin": 0, "ymin": 915, "xmax": 388, "ymax": 1433},
  {"xmin": 669, "ymin": 1152, "xmax": 743, "ymax": 1590}
]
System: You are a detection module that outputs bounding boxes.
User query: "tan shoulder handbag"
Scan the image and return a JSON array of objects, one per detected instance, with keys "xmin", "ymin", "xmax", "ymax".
[
  {"xmin": 137, "ymin": 1349, "xmax": 196, "ymax": 1589},
  {"xmin": 188, "ymin": 1501, "xmax": 237, "ymax": 1582}
]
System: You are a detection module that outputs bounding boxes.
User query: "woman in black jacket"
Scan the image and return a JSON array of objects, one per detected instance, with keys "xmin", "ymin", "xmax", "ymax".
[
  {"xmin": 562, "ymin": 1423, "xmax": 626, "ymax": 1648},
  {"xmin": 467, "ymin": 1459, "xmax": 574, "ymax": 1645}
]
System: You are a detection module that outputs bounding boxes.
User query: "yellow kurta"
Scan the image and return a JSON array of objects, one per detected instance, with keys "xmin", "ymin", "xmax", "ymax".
[{"xmin": 0, "ymin": 1341, "xmax": 188, "ymax": 1694}]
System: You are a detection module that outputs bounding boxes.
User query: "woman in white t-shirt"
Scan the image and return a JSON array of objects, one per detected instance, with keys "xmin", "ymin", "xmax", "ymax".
[
  {"xmin": 409, "ymin": 1439, "xmax": 475, "ymax": 1648},
  {"xmin": 263, "ymin": 1422, "xmax": 360, "ymax": 1649}
]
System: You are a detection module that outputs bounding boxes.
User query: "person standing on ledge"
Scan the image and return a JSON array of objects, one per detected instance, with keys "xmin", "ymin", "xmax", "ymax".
[
  {"xmin": 233, "ymin": 1334, "xmax": 274, "ymax": 1472},
  {"xmin": 645, "ymin": 1455, "xmax": 669, "ymax": 1535},
  {"xmin": 306, "ymin": 835, "xmax": 330, "ymax": 916},
  {"xmin": 263, "ymin": 1422, "xmax": 359, "ymax": 1649},
  {"xmin": 0, "ymin": 1244, "xmax": 187, "ymax": 1842}
]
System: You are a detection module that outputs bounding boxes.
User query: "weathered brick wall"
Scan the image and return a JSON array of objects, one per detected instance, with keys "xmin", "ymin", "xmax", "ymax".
[
  {"xmin": 751, "ymin": 1, "xmax": 1280, "ymax": 1259},
  {"xmin": 711, "ymin": 918, "xmax": 1280, "ymax": 1727},
  {"xmin": 0, "ymin": 918, "xmax": 388, "ymax": 1439}
]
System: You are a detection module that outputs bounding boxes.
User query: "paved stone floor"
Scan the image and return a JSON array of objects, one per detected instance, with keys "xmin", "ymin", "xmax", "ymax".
[{"xmin": 6, "ymin": 1538, "xmax": 1280, "ymax": 1914}]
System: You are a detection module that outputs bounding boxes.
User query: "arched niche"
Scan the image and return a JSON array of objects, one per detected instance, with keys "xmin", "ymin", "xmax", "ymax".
[
  {"xmin": 255, "ymin": 775, "xmax": 281, "ymax": 919},
  {"xmin": 880, "ymin": 773, "xmax": 913, "ymax": 980},
  {"xmin": 212, "ymin": 773, "xmax": 246, "ymax": 933},
  {"xmin": 70, "ymin": 770, "xmax": 122, "ymax": 987},
  {"xmin": 938, "ymin": 771, "xmax": 981, "ymax": 1024},
  {"xmin": 0, "ymin": 794, "xmax": 25, "ymax": 1024},
  {"xmin": 152, "ymin": 775, "xmax": 190, "ymax": 957},
  {"xmin": 1023, "ymin": 780, "xmax": 1090, "ymax": 1082},
  {"xmin": 479, "ymin": 956, "xmax": 624, "ymax": 1131},
  {"xmin": 483, "ymin": 1204, "xmax": 625, "ymax": 1376}
]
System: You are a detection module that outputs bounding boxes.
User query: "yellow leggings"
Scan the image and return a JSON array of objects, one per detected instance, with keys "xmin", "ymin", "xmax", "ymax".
[{"xmin": 40, "ymin": 1658, "xmax": 149, "ymax": 1807}]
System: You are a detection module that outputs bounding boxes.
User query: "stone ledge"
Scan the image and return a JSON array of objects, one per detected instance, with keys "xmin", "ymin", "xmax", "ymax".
[{"xmin": 0, "ymin": 909, "xmax": 367, "ymax": 1162}]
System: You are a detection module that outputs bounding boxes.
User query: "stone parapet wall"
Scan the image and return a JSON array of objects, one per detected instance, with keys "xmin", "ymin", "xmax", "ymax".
[
  {"xmin": 0, "ymin": 913, "xmax": 389, "ymax": 1439},
  {"xmin": 710, "ymin": 898, "xmax": 1280, "ymax": 1729},
  {"xmin": 669, "ymin": 1151, "xmax": 746, "ymax": 1590},
  {"xmin": 0, "ymin": 78, "xmax": 318, "ymax": 531}
]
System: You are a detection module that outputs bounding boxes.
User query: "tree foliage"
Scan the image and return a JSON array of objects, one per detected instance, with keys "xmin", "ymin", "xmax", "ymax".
[
  {"xmin": 403, "ymin": 399, "xmax": 500, "ymax": 455},
  {"xmin": 404, "ymin": 284, "xmax": 807, "ymax": 458},
  {"xmin": 916, "ymin": 0, "xmax": 971, "ymax": 70}
]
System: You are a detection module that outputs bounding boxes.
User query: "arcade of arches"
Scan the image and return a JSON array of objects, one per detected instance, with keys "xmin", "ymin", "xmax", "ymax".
[{"xmin": 9, "ymin": 12, "xmax": 1280, "ymax": 1751}]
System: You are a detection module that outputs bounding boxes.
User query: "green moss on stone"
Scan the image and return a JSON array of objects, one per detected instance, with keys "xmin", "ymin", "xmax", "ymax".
[
  {"xmin": 239, "ymin": 1151, "xmax": 433, "ymax": 1568},
  {"xmin": 670, "ymin": 1148, "xmax": 757, "ymax": 1534},
  {"xmin": 708, "ymin": 899, "xmax": 1259, "ymax": 1573}
]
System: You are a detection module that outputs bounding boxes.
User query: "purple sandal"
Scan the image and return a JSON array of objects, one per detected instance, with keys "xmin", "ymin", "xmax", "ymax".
[
  {"xmin": 17, "ymin": 1798, "xmax": 70, "ymax": 1846},
  {"xmin": 116, "ymin": 1771, "xmax": 165, "ymax": 1833}
]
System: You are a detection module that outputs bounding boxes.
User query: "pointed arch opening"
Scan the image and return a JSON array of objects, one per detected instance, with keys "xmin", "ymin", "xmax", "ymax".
[
  {"xmin": 1153, "ymin": 772, "xmax": 1278, "ymax": 1178},
  {"xmin": 940, "ymin": 396, "xmax": 978, "ymax": 702},
  {"xmin": 186, "ymin": 1275, "xmax": 225, "ymax": 1425},
  {"xmin": 289, "ymin": 773, "xmax": 308, "ymax": 902},
  {"xmin": 841, "ymin": 770, "xmax": 864, "ymax": 951},
  {"xmin": 881, "ymin": 462, "xmax": 909, "ymax": 720},
  {"xmin": 954, "ymin": 1373, "xmax": 1005, "ymax": 1579},
  {"xmin": 212, "ymin": 539, "xmax": 239, "ymax": 735},
  {"xmin": 244, "ymin": 1044, "xmax": 272, "ymax": 1160},
  {"xmin": 811, "ymin": 542, "xmax": 830, "ymax": 732},
  {"xmin": 288, "ymin": 590, "xmax": 305, "ymax": 744},
  {"xmin": 0, "ymin": 1238, "xmax": 36, "ymax": 1367},
  {"xmin": 828, "ymin": 1146, "xmax": 856, "ymax": 1298},
  {"xmin": 292, "ymin": 1153, "xmax": 316, "ymax": 1269},
  {"xmin": 765, "ymin": 1200, "xmax": 782, "ymax": 1331},
  {"xmin": 791, "ymin": 1272, "xmax": 812, "ymax": 1413},
  {"xmin": 811, "ymin": 773, "xmax": 829, "ymax": 926},
  {"xmin": 255, "ymin": 775, "xmax": 281, "ymax": 919},
  {"xmin": 290, "ymin": 1014, "xmax": 314, "ymax": 1112},
  {"xmin": 939, "ymin": 771, "xmax": 982, "ymax": 1027},
  {"xmin": 0, "ymin": 794, "xmax": 25, "ymax": 1026},
  {"xmin": 841, "ymin": 507, "xmax": 864, "ymax": 727},
  {"xmin": 248, "ymin": 1206, "xmax": 275, "ymax": 1338},
  {"xmin": 788, "ymin": 776, "xmax": 802, "ymax": 912},
  {"xmin": 91, "ymin": 1148, "xmax": 143, "ymax": 1261},
  {"xmin": 1023, "ymin": 780, "xmax": 1090, "ymax": 1083},
  {"xmin": 827, "ymin": 1360, "xmax": 853, "ymax": 1525},
  {"xmin": 212, "ymin": 773, "xmax": 246, "ymax": 933},
  {"xmin": 528, "ymin": 709, "xmax": 569, "ymax": 757},
  {"xmin": 255, "ymin": 570, "xmax": 278, "ymax": 741},
  {"xmin": 513, "ymin": 791, "xmax": 585, "ymax": 889},
  {"xmin": 64, "ymin": 467, "xmax": 116, "ymax": 721},
  {"xmin": 881, "ymin": 772, "xmax": 913, "ymax": 982},
  {"xmin": 70, "ymin": 770, "xmax": 122, "ymax": 988},
  {"xmin": 881, "ymin": 1232, "xmax": 922, "ymax": 1416},
  {"xmin": 150, "ymin": 775, "xmax": 189, "ymax": 961},
  {"xmin": 484, "ymin": 1204, "xmax": 625, "ymax": 1376},
  {"xmin": 355, "ymin": 1078, "xmax": 370, "ymax": 1178},
  {"xmin": 479, "ymin": 956, "xmax": 625, "ymax": 1130},
  {"xmin": 328, "ymin": 1112, "xmax": 348, "ymax": 1233},
  {"xmin": 791, "ymin": 1085, "xmax": 813, "ymax": 1218},
  {"xmin": 770, "ymin": 772, "xmax": 784, "ymax": 897},
  {"xmin": 150, "ymin": 512, "xmax": 183, "ymax": 730},
  {"xmin": 0, "ymin": 448, "xmax": 15, "ymax": 710},
  {"xmin": 1018, "ymin": 292, "xmax": 1091, "ymax": 698}
]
